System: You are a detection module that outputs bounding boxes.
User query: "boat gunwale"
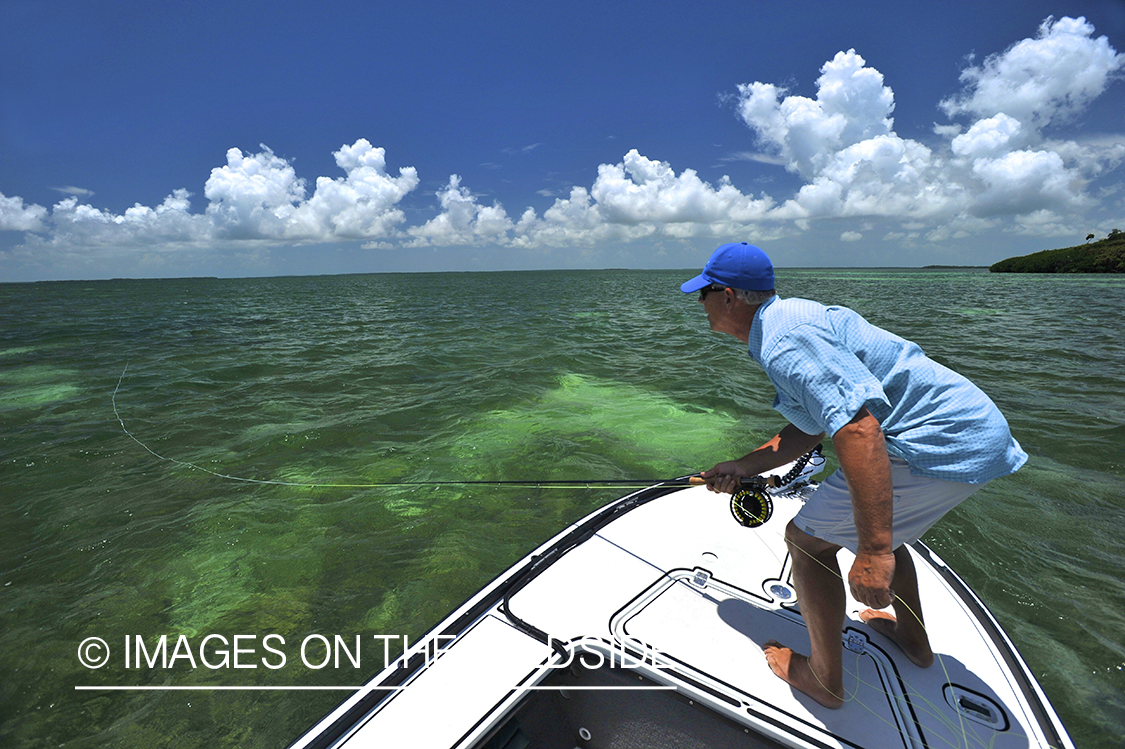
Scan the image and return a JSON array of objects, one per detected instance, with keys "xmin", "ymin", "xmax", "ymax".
[
  {"xmin": 287, "ymin": 480, "xmax": 685, "ymax": 749},
  {"xmin": 906, "ymin": 541, "xmax": 1073, "ymax": 749}
]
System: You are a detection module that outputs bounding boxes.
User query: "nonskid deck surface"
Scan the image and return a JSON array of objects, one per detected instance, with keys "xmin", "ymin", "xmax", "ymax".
[
  {"xmin": 292, "ymin": 483, "xmax": 1070, "ymax": 749},
  {"xmin": 507, "ymin": 486, "xmax": 1043, "ymax": 749}
]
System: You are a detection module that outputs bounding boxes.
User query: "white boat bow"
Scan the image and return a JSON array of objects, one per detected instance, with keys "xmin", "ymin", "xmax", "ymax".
[{"xmin": 290, "ymin": 457, "xmax": 1073, "ymax": 749}]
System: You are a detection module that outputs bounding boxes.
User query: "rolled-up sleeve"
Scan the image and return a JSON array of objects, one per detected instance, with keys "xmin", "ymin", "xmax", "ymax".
[{"xmin": 764, "ymin": 323, "xmax": 891, "ymax": 437}]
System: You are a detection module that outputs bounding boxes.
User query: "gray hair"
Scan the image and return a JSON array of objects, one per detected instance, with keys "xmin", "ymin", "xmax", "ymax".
[{"xmin": 733, "ymin": 288, "xmax": 776, "ymax": 306}]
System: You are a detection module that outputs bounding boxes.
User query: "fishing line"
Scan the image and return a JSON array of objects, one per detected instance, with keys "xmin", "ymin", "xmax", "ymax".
[
  {"xmin": 751, "ymin": 518, "xmax": 987, "ymax": 748},
  {"xmin": 717, "ymin": 460, "xmax": 990, "ymax": 748},
  {"xmin": 113, "ymin": 363, "xmax": 768, "ymax": 491},
  {"xmin": 758, "ymin": 520, "xmax": 1003, "ymax": 748},
  {"xmin": 112, "ymin": 365, "xmax": 1027, "ymax": 747},
  {"xmin": 113, "ymin": 363, "xmax": 368, "ymax": 488}
]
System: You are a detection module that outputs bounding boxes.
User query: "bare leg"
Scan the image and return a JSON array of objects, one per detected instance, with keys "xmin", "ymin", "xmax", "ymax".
[
  {"xmin": 859, "ymin": 545, "xmax": 934, "ymax": 667},
  {"xmin": 763, "ymin": 521, "xmax": 846, "ymax": 708}
]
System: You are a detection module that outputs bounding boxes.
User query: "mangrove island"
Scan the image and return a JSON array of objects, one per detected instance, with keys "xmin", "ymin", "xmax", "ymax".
[{"xmin": 990, "ymin": 230, "xmax": 1125, "ymax": 273}]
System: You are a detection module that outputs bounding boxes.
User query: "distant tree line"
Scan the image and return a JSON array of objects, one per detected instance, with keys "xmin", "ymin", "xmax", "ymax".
[{"xmin": 990, "ymin": 231, "xmax": 1125, "ymax": 273}]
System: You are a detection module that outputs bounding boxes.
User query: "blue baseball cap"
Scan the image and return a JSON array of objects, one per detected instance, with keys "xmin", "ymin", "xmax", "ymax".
[{"xmin": 681, "ymin": 242, "xmax": 774, "ymax": 293}]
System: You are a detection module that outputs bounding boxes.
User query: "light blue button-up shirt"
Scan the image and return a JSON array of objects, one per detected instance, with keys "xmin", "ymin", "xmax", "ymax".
[{"xmin": 748, "ymin": 296, "xmax": 1027, "ymax": 483}]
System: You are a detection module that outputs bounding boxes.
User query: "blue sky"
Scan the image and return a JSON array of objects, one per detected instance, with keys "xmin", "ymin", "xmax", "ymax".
[{"xmin": 2, "ymin": 0, "xmax": 1123, "ymax": 281}]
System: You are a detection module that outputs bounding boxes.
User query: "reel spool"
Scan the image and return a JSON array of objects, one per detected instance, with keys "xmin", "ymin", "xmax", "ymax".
[
  {"xmin": 730, "ymin": 488, "xmax": 773, "ymax": 528},
  {"xmin": 727, "ymin": 444, "xmax": 822, "ymax": 527}
]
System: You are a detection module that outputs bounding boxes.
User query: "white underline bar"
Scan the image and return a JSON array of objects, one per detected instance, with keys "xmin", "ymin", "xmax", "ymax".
[
  {"xmin": 75, "ymin": 686, "xmax": 376, "ymax": 691},
  {"xmin": 75, "ymin": 685, "xmax": 677, "ymax": 692},
  {"xmin": 520, "ymin": 686, "xmax": 677, "ymax": 691}
]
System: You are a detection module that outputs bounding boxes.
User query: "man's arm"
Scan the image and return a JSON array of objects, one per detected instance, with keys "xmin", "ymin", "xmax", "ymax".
[
  {"xmin": 833, "ymin": 407, "xmax": 895, "ymax": 609},
  {"xmin": 702, "ymin": 422, "xmax": 824, "ymax": 495}
]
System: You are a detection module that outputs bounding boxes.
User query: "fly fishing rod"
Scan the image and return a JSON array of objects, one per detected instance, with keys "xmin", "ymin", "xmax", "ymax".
[
  {"xmin": 368, "ymin": 475, "xmax": 783, "ymax": 529},
  {"xmin": 354, "ymin": 475, "xmax": 780, "ymax": 490},
  {"xmin": 307, "ymin": 465, "xmax": 816, "ymax": 529},
  {"xmin": 113, "ymin": 363, "xmax": 818, "ymax": 528}
]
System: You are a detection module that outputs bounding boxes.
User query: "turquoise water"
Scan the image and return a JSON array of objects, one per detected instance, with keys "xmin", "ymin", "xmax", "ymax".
[{"xmin": 0, "ymin": 268, "xmax": 1122, "ymax": 748}]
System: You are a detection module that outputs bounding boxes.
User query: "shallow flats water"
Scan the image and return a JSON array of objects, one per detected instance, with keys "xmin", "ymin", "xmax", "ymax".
[{"xmin": 0, "ymin": 268, "xmax": 1122, "ymax": 749}]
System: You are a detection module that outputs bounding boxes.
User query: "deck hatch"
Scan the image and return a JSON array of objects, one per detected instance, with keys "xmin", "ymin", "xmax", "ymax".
[
  {"xmin": 943, "ymin": 684, "xmax": 1010, "ymax": 731},
  {"xmin": 611, "ymin": 569, "xmax": 923, "ymax": 749}
]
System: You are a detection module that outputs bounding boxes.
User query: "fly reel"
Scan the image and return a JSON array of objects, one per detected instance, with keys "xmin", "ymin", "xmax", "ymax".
[
  {"xmin": 730, "ymin": 487, "xmax": 773, "ymax": 528},
  {"xmin": 727, "ymin": 444, "xmax": 822, "ymax": 527}
]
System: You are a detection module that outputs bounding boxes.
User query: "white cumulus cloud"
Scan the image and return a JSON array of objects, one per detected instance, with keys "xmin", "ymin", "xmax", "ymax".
[
  {"xmin": 951, "ymin": 114, "xmax": 1026, "ymax": 159},
  {"xmin": 734, "ymin": 17, "xmax": 1123, "ymax": 230},
  {"xmin": 737, "ymin": 51, "xmax": 965, "ymax": 221},
  {"xmin": 940, "ymin": 16, "xmax": 1125, "ymax": 130},
  {"xmin": 970, "ymin": 149, "xmax": 1081, "ymax": 217},
  {"xmin": 738, "ymin": 50, "xmax": 896, "ymax": 180},
  {"xmin": 402, "ymin": 150, "xmax": 779, "ymax": 249},
  {"xmin": 406, "ymin": 175, "xmax": 515, "ymax": 246},
  {"xmin": 10, "ymin": 189, "xmax": 211, "ymax": 251},
  {"xmin": 204, "ymin": 140, "xmax": 419, "ymax": 241},
  {"xmin": 0, "ymin": 193, "xmax": 49, "ymax": 232},
  {"xmin": 5, "ymin": 140, "xmax": 421, "ymax": 258},
  {"xmin": 514, "ymin": 149, "xmax": 776, "ymax": 246},
  {"xmin": 203, "ymin": 146, "xmax": 308, "ymax": 239}
]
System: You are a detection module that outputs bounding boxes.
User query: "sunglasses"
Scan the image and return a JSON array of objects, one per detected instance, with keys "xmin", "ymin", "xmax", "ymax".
[{"xmin": 699, "ymin": 285, "xmax": 726, "ymax": 301}]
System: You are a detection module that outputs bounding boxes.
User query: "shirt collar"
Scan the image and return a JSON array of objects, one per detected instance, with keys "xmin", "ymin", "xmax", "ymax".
[{"xmin": 746, "ymin": 294, "xmax": 778, "ymax": 361}]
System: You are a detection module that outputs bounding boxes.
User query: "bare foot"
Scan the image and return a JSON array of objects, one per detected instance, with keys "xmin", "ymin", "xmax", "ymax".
[
  {"xmin": 763, "ymin": 640, "xmax": 844, "ymax": 709},
  {"xmin": 858, "ymin": 609, "xmax": 934, "ymax": 668}
]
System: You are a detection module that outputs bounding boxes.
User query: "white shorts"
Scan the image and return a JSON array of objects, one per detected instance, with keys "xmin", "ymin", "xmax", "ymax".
[{"xmin": 792, "ymin": 456, "xmax": 982, "ymax": 552}]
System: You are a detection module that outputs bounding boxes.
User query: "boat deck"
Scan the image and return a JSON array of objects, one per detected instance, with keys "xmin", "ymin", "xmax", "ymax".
[{"xmin": 290, "ymin": 483, "xmax": 1071, "ymax": 749}]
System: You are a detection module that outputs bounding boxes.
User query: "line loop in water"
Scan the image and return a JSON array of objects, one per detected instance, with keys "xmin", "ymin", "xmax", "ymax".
[{"xmin": 112, "ymin": 363, "xmax": 701, "ymax": 490}]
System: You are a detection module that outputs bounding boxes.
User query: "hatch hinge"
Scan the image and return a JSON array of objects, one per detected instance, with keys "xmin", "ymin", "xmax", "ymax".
[
  {"xmin": 844, "ymin": 631, "xmax": 867, "ymax": 654},
  {"xmin": 691, "ymin": 568, "xmax": 712, "ymax": 588}
]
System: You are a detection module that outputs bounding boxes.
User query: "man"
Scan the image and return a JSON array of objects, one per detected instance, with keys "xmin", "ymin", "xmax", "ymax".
[{"xmin": 683, "ymin": 242, "xmax": 1026, "ymax": 708}]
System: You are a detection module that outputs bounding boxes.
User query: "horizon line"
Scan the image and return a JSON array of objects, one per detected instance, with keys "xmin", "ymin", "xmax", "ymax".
[{"xmin": 3, "ymin": 265, "xmax": 990, "ymax": 285}]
